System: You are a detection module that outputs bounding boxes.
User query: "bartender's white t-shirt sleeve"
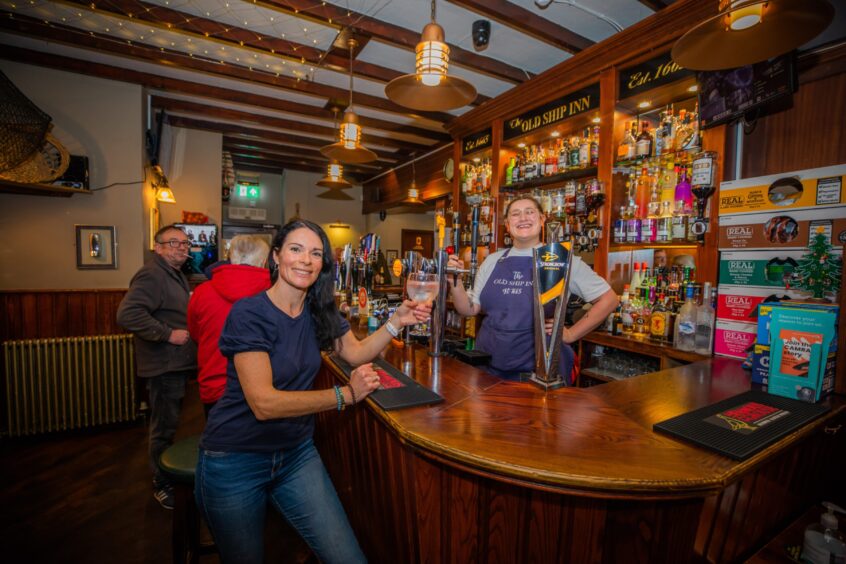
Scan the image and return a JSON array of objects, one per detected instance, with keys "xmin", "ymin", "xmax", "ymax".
[
  {"xmin": 568, "ymin": 256, "xmax": 611, "ymax": 302},
  {"xmin": 469, "ymin": 249, "xmax": 505, "ymax": 306}
]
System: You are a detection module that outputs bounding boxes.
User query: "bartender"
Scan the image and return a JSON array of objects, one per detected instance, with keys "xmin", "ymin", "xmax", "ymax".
[{"xmin": 447, "ymin": 195, "xmax": 617, "ymax": 382}]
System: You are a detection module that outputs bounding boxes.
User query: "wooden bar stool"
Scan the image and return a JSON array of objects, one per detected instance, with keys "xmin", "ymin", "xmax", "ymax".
[{"xmin": 158, "ymin": 435, "xmax": 217, "ymax": 564}]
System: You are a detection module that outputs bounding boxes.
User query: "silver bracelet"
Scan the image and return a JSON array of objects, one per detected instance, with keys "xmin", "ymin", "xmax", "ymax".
[{"xmin": 384, "ymin": 317, "xmax": 400, "ymax": 337}]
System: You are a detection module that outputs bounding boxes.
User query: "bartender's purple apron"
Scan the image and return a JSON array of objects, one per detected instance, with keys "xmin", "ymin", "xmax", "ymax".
[{"xmin": 477, "ymin": 249, "xmax": 574, "ymax": 383}]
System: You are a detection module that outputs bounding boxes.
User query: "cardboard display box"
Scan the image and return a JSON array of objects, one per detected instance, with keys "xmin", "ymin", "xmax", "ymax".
[
  {"xmin": 718, "ymin": 207, "xmax": 846, "ymax": 251},
  {"xmin": 757, "ymin": 301, "xmax": 840, "ymax": 348},
  {"xmin": 714, "ymin": 320, "xmax": 757, "ymax": 359},
  {"xmin": 718, "ymin": 163, "xmax": 845, "ymax": 215},
  {"xmin": 718, "ymin": 250, "xmax": 842, "ymax": 288},
  {"xmin": 717, "ymin": 285, "xmax": 809, "ymax": 324}
]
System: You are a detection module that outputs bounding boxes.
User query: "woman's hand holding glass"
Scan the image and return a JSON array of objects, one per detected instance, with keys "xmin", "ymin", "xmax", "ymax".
[
  {"xmin": 392, "ymin": 299, "xmax": 432, "ymax": 327},
  {"xmin": 349, "ymin": 363, "xmax": 381, "ymax": 401}
]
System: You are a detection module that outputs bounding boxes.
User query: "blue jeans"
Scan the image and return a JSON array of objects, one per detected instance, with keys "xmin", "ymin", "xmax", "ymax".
[
  {"xmin": 195, "ymin": 438, "xmax": 366, "ymax": 564},
  {"xmin": 147, "ymin": 371, "xmax": 188, "ymax": 487}
]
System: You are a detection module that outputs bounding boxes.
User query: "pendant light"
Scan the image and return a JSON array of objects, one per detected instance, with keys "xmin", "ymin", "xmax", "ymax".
[
  {"xmin": 402, "ymin": 155, "xmax": 423, "ymax": 205},
  {"xmin": 320, "ymin": 38, "xmax": 377, "ymax": 164},
  {"xmin": 385, "ymin": 0, "xmax": 477, "ymax": 111},
  {"xmin": 672, "ymin": 0, "xmax": 834, "ymax": 71},
  {"xmin": 317, "ymin": 160, "xmax": 352, "ymax": 189},
  {"xmin": 317, "ymin": 188, "xmax": 355, "ymax": 201}
]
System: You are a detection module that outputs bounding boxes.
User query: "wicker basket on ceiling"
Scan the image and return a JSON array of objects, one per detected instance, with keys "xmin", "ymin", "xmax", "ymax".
[{"xmin": 0, "ymin": 70, "xmax": 53, "ymax": 174}]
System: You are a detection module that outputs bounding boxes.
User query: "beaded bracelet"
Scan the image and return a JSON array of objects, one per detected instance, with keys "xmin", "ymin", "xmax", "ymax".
[
  {"xmin": 333, "ymin": 385, "xmax": 346, "ymax": 412},
  {"xmin": 348, "ymin": 385, "xmax": 357, "ymax": 406}
]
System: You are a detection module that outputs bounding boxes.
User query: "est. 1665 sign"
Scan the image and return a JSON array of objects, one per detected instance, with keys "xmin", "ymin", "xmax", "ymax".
[
  {"xmin": 619, "ymin": 52, "xmax": 694, "ymax": 99},
  {"xmin": 503, "ymin": 83, "xmax": 600, "ymax": 141}
]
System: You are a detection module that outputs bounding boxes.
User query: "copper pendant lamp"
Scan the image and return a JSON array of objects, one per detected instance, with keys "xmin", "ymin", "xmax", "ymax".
[
  {"xmin": 320, "ymin": 38, "xmax": 378, "ymax": 164},
  {"xmin": 402, "ymin": 155, "xmax": 424, "ymax": 205},
  {"xmin": 317, "ymin": 161, "xmax": 352, "ymax": 189},
  {"xmin": 316, "ymin": 188, "xmax": 355, "ymax": 201},
  {"xmin": 385, "ymin": 0, "xmax": 477, "ymax": 111},
  {"xmin": 672, "ymin": 0, "xmax": 834, "ymax": 71}
]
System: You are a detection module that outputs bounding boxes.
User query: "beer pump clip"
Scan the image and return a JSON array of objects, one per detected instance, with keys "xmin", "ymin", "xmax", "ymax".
[{"xmin": 530, "ymin": 240, "xmax": 575, "ymax": 390}]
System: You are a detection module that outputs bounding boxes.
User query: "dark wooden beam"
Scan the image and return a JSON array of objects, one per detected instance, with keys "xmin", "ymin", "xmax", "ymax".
[
  {"xmin": 0, "ymin": 35, "xmax": 447, "ymax": 141},
  {"xmin": 62, "ymin": 0, "xmax": 488, "ymax": 104},
  {"xmin": 165, "ymin": 115, "xmax": 400, "ymax": 163},
  {"xmin": 152, "ymin": 96, "xmax": 436, "ymax": 153},
  {"xmin": 0, "ymin": 14, "xmax": 455, "ymax": 123},
  {"xmin": 230, "ymin": 161, "xmax": 288, "ymax": 176},
  {"xmin": 227, "ymin": 150, "xmax": 377, "ymax": 175},
  {"xmin": 446, "ymin": 0, "xmax": 593, "ymax": 54},
  {"xmin": 223, "ymin": 140, "xmax": 381, "ymax": 170},
  {"xmin": 233, "ymin": 158, "xmax": 364, "ymax": 182},
  {"xmin": 255, "ymin": 0, "xmax": 530, "ymax": 83},
  {"xmin": 636, "ymin": 0, "xmax": 671, "ymax": 11}
]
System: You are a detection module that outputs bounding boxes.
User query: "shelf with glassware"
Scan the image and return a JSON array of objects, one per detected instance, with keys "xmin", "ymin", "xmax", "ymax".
[
  {"xmin": 456, "ymin": 148, "xmax": 496, "ymax": 268},
  {"xmin": 495, "ymin": 116, "xmax": 606, "ymax": 258}
]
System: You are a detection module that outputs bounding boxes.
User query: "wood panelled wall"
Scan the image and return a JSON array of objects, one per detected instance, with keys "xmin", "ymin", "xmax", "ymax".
[
  {"xmin": 1, "ymin": 290, "xmax": 127, "ymax": 342},
  {"xmin": 741, "ymin": 46, "xmax": 846, "ymax": 178},
  {"xmin": 363, "ymin": 145, "xmax": 453, "ymax": 214}
]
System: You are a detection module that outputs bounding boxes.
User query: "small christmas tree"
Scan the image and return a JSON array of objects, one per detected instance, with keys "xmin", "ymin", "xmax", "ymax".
[{"xmin": 794, "ymin": 226, "xmax": 842, "ymax": 300}]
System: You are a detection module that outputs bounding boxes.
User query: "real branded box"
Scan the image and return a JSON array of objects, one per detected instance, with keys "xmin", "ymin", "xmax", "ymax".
[
  {"xmin": 718, "ymin": 163, "xmax": 846, "ymax": 216},
  {"xmin": 718, "ymin": 207, "xmax": 846, "ymax": 251},
  {"xmin": 717, "ymin": 285, "xmax": 809, "ymax": 324},
  {"xmin": 714, "ymin": 320, "xmax": 757, "ymax": 359},
  {"xmin": 767, "ymin": 305, "xmax": 838, "ymax": 402},
  {"xmin": 718, "ymin": 250, "xmax": 842, "ymax": 288}
]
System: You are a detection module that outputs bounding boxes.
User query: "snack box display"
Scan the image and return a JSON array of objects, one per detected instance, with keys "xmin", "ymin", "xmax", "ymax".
[
  {"xmin": 718, "ymin": 207, "xmax": 846, "ymax": 251},
  {"xmin": 767, "ymin": 306, "xmax": 838, "ymax": 403},
  {"xmin": 714, "ymin": 320, "xmax": 757, "ymax": 359},
  {"xmin": 757, "ymin": 301, "xmax": 839, "ymax": 348},
  {"xmin": 718, "ymin": 250, "xmax": 842, "ymax": 288},
  {"xmin": 718, "ymin": 163, "xmax": 846, "ymax": 215},
  {"xmin": 717, "ymin": 285, "xmax": 808, "ymax": 324}
]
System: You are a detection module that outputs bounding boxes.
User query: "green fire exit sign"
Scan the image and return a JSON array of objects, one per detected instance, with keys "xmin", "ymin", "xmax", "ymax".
[{"xmin": 237, "ymin": 183, "xmax": 260, "ymax": 199}]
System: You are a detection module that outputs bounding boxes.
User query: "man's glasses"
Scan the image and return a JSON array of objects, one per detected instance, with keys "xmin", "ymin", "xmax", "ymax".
[{"xmin": 157, "ymin": 239, "xmax": 192, "ymax": 249}]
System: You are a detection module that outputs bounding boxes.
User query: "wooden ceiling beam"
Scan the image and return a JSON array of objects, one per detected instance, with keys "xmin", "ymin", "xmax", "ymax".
[
  {"xmin": 445, "ymin": 0, "xmax": 593, "ymax": 54},
  {"xmin": 60, "ymin": 0, "xmax": 487, "ymax": 105},
  {"xmin": 0, "ymin": 14, "xmax": 454, "ymax": 123},
  {"xmin": 152, "ymin": 96, "xmax": 436, "ymax": 153},
  {"xmin": 166, "ymin": 115, "xmax": 400, "ymax": 162},
  {"xmin": 233, "ymin": 158, "xmax": 365, "ymax": 182},
  {"xmin": 223, "ymin": 140, "xmax": 381, "ymax": 170},
  {"xmin": 224, "ymin": 145, "xmax": 380, "ymax": 172},
  {"xmin": 0, "ymin": 33, "xmax": 447, "ymax": 141},
  {"xmin": 227, "ymin": 150, "xmax": 377, "ymax": 175},
  {"xmin": 230, "ymin": 161, "xmax": 288, "ymax": 176},
  {"xmin": 636, "ymin": 0, "xmax": 672, "ymax": 11},
  {"xmin": 255, "ymin": 0, "xmax": 530, "ymax": 83}
]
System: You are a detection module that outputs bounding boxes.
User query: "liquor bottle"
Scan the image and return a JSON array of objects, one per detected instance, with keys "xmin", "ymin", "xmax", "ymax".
[
  {"xmin": 649, "ymin": 292, "xmax": 669, "ymax": 343},
  {"xmin": 590, "ymin": 126, "xmax": 600, "ymax": 167},
  {"xmin": 635, "ymin": 121, "xmax": 653, "ymax": 158},
  {"xmin": 660, "ymin": 158, "xmax": 678, "ymax": 206},
  {"xmin": 674, "ymin": 109, "xmax": 692, "ymax": 152},
  {"xmin": 569, "ymin": 136, "xmax": 580, "ymax": 169},
  {"xmin": 563, "ymin": 180, "xmax": 576, "ymax": 215},
  {"xmin": 636, "ymin": 166, "xmax": 651, "ymax": 220},
  {"xmin": 674, "ymin": 285, "xmax": 697, "ymax": 351},
  {"xmin": 617, "ymin": 121, "xmax": 637, "ymax": 161},
  {"xmin": 641, "ymin": 186, "xmax": 660, "ymax": 243},
  {"xmin": 585, "ymin": 178, "xmax": 605, "ymax": 210},
  {"xmin": 620, "ymin": 285, "xmax": 634, "ymax": 335},
  {"xmin": 630, "ymin": 261, "xmax": 642, "ymax": 290},
  {"xmin": 663, "ymin": 107, "xmax": 676, "ymax": 154},
  {"xmin": 656, "ymin": 201, "xmax": 672, "ymax": 244},
  {"xmin": 639, "ymin": 263, "xmax": 650, "ymax": 300},
  {"xmin": 626, "ymin": 205, "xmax": 642, "ymax": 244},
  {"xmin": 546, "ymin": 142, "xmax": 557, "ymax": 176},
  {"xmin": 557, "ymin": 139, "xmax": 568, "ymax": 172},
  {"xmin": 694, "ymin": 282, "xmax": 715, "ymax": 355},
  {"xmin": 505, "ymin": 157, "xmax": 515, "ymax": 186},
  {"xmin": 574, "ymin": 182, "xmax": 587, "ymax": 218},
  {"xmin": 611, "ymin": 304, "xmax": 623, "ymax": 336},
  {"xmin": 654, "ymin": 111, "xmax": 666, "ymax": 158},
  {"xmin": 513, "ymin": 154, "xmax": 522, "ymax": 184},
  {"xmin": 579, "ymin": 128, "xmax": 590, "ymax": 168}
]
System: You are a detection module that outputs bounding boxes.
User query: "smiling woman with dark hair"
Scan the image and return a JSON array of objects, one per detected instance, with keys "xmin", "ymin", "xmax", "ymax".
[{"xmin": 195, "ymin": 219, "xmax": 430, "ymax": 564}]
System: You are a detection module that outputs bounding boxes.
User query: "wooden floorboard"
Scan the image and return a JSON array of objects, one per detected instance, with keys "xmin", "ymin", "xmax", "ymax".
[{"xmin": 0, "ymin": 379, "xmax": 312, "ymax": 563}]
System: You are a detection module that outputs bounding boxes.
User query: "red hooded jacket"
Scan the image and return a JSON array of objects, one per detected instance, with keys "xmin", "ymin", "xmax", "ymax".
[{"xmin": 187, "ymin": 264, "xmax": 271, "ymax": 403}]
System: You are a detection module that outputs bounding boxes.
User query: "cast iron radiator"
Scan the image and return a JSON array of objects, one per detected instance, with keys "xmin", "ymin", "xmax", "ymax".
[{"xmin": 3, "ymin": 335, "xmax": 138, "ymax": 437}]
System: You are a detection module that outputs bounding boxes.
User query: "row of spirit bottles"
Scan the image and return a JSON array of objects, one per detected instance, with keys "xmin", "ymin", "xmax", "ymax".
[
  {"xmin": 617, "ymin": 104, "xmax": 700, "ymax": 162},
  {"xmin": 506, "ymin": 126, "xmax": 600, "ymax": 185}
]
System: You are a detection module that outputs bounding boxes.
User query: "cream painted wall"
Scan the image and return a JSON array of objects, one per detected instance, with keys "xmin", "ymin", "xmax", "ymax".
[
  {"xmin": 0, "ymin": 61, "xmax": 145, "ymax": 289},
  {"xmin": 282, "ymin": 169, "xmax": 367, "ymax": 252},
  {"xmin": 157, "ymin": 124, "xmax": 222, "ymax": 228},
  {"xmin": 222, "ymin": 170, "xmax": 285, "ymax": 226}
]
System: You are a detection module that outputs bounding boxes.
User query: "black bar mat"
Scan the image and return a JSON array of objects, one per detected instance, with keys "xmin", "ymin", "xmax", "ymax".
[
  {"xmin": 329, "ymin": 355, "xmax": 444, "ymax": 411},
  {"xmin": 653, "ymin": 390, "xmax": 829, "ymax": 460}
]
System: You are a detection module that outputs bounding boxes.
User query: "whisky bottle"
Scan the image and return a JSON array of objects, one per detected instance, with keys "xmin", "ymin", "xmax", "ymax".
[{"xmin": 635, "ymin": 121, "xmax": 653, "ymax": 158}]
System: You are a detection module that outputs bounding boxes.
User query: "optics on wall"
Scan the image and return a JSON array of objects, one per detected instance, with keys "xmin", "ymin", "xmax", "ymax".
[
  {"xmin": 320, "ymin": 38, "xmax": 377, "ymax": 164},
  {"xmin": 672, "ymin": 0, "xmax": 834, "ymax": 71},
  {"xmin": 385, "ymin": 0, "xmax": 477, "ymax": 111},
  {"xmin": 151, "ymin": 165, "xmax": 176, "ymax": 203},
  {"xmin": 317, "ymin": 161, "xmax": 352, "ymax": 189}
]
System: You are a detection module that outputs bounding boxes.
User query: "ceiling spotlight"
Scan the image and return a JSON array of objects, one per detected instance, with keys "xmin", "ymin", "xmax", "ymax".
[
  {"xmin": 672, "ymin": 0, "xmax": 834, "ymax": 71},
  {"xmin": 638, "ymin": 101, "xmax": 651, "ymax": 109}
]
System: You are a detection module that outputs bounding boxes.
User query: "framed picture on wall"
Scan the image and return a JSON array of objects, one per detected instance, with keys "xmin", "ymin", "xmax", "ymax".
[
  {"xmin": 386, "ymin": 249, "xmax": 398, "ymax": 264},
  {"xmin": 76, "ymin": 225, "xmax": 117, "ymax": 270}
]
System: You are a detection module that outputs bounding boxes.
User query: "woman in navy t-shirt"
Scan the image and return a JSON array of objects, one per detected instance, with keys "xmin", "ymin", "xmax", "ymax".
[{"xmin": 196, "ymin": 219, "xmax": 430, "ymax": 564}]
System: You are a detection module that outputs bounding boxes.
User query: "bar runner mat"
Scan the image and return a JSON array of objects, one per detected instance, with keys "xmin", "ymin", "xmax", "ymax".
[
  {"xmin": 653, "ymin": 390, "xmax": 829, "ymax": 461},
  {"xmin": 329, "ymin": 355, "xmax": 444, "ymax": 411}
]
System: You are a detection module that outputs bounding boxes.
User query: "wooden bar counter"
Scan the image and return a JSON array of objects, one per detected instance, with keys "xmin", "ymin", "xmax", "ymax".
[{"xmin": 314, "ymin": 341, "xmax": 844, "ymax": 563}]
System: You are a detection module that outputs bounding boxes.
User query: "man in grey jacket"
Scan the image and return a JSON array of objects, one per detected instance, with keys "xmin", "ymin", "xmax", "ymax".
[{"xmin": 117, "ymin": 224, "xmax": 197, "ymax": 509}]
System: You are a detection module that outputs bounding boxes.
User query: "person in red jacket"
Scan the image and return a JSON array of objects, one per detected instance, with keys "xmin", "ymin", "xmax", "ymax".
[{"xmin": 188, "ymin": 235, "xmax": 271, "ymax": 417}]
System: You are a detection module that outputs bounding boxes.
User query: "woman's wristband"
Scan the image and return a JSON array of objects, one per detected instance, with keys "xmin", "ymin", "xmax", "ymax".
[
  {"xmin": 333, "ymin": 384, "xmax": 346, "ymax": 411},
  {"xmin": 348, "ymin": 384, "xmax": 357, "ymax": 406},
  {"xmin": 384, "ymin": 317, "xmax": 400, "ymax": 337}
]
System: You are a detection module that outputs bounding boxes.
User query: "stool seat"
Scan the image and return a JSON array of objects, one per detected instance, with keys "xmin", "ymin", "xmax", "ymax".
[{"xmin": 159, "ymin": 435, "xmax": 200, "ymax": 484}]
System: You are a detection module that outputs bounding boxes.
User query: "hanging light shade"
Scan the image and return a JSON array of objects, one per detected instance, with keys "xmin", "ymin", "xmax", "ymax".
[
  {"xmin": 402, "ymin": 156, "xmax": 424, "ymax": 205},
  {"xmin": 151, "ymin": 165, "xmax": 176, "ymax": 203},
  {"xmin": 317, "ymin": 161, "xmax": 352, "ymax": 189},
  {"xmin": 385, "ymin": 0, "xmax": 477, "ymax": 111},
  {"xmin": 321, "ymin": 38, "xmax": 378, "ymax": 164},
  {"xmin": 672, "ymin": 0, "xmax": 834, "ymax": 71},
  {"xmin": 317, "ymin": 188, "xmax": 355, "ymax": 201}
]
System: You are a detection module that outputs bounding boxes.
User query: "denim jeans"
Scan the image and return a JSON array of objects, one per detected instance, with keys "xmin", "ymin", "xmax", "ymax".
[
  {"xmin": 195, "ymin": 438, "xmax": 366, "ymax": 564},
  {"xmin": 147, "ymin": 371, "xmax": 188, "ymax": 488}
]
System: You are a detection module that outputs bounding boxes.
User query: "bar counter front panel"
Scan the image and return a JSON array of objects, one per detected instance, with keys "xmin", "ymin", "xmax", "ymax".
[{"xmin": 313, "ymin": 341, "xmax": 844, "ymax": 563}]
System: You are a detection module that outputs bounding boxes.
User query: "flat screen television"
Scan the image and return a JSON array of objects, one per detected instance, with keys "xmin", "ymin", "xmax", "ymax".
[
  {"xmin": 174, "ymin": 223, "xmax": 218, "ymax": 275},
  {"xmin": 698, "ymin": 53, "xmax": 796, "ymax": 129}
]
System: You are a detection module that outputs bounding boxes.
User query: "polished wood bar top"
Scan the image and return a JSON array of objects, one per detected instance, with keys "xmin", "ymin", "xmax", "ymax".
[{"xmin": 324, "ymin": 340, "xmax": 845, "ymax": 499}]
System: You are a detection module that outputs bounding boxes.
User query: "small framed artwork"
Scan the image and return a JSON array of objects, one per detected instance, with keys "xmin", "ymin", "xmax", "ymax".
[
  {"xmin": 76, "ymin": 225, "xmax": 117, "ymax": 269},
  {"xmin": 386, "ymin": 249, "xmax": 398, "ymax": 264}
]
